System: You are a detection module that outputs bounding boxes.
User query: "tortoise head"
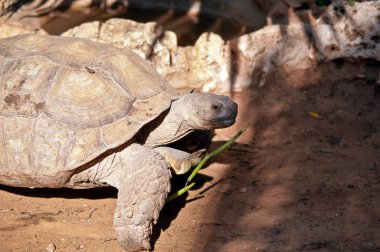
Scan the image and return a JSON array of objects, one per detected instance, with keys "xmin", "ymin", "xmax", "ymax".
[
  {"xmin": 141, "ymin": 93, "xmax": 238, "ymax": 147},
  {"xmin": 180, "ymin": 93, "xmax": 238, "ymax": 129}
]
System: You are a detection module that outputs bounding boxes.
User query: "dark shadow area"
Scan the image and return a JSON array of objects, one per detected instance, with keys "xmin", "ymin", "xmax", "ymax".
[
  {"xmin": 198, "ymin": 59, "xmax": 380, "ymax": 251},
  {"xmin": 1, "ymin": 1, "xmax": 379, "ymax": 251},
  {"xmin": 1, "ymin": 0, "xmax": 322, "ymax": 45},
  {"xmin": 120, "ymin": 7, "xmax": 253, "ymax": 46},
  {"xmin": 0, "ymin": 184, "xmax": 118, "ymax": 199},
  {"xmin": 150, "ymin": 172, "xmax": 213, "ymax": 249}
]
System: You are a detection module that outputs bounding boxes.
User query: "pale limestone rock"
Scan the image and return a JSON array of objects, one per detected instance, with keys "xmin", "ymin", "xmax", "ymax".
[
  {"xmin": 169, "ymin": 33, "xmax": 230, "ymax": 92},
  {"xmin": 312, "ymin": 1, "xmax": 380, "ymax": 60},
  {"xmin": 0, "ymin": 1, "xmax": 41, "ymax": 32},
  {"xmin": 232, "ymin": 1, "xmax": 379, "ymax": 89},
  {"xmin": 62, "ymin": 18, "xmax": 177, "ymax": 77},
  {"xmin": 232, "ymin": 24, "xmax": 315, "ymax": 88},
  {"xmin": 0, "ymin": 21, "xmax": 47, "ymax": 38},
  {"xmin": 0, "ymin": 0, "xmax": 128, "ymax": 34},
  {"xmin": 61, "ymin": 1, "xmax": 380, "ymax": 92},
  {"xmin": 62, "ymin": 19, "xmax": 178, "ymax": 85},
  {"xmin": 62, "ymin": 19, "xmax": 230, "ymax": 92},
  {"xmin": 194, "ymin": 33, "xmax": 230, "ymax": 93}
]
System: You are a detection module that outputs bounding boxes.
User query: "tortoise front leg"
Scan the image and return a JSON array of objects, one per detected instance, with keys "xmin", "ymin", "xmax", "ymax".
[
  {"xmin": 154, "ymin": 146, "xmax": 205, "ymax": 175},
  {"xmin": 70, "ymin": 143, "xmax": 171, "ymax": 251}
]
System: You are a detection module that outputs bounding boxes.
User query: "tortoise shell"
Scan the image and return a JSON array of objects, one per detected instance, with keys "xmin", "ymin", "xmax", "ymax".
[{"xmin": 0, "ymin": 34, "xmax": 178, "ymax": 181}]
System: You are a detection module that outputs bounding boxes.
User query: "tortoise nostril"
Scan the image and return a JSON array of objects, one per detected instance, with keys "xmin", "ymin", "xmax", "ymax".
[{"xmin": 211, "ymin": 104, "xmax": 220, "ymax": 111}]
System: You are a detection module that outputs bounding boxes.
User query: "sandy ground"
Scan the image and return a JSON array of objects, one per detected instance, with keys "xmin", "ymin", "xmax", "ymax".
[{"xmin": 0, "ymin": 61, "xmax": 379, "ymax": 252}]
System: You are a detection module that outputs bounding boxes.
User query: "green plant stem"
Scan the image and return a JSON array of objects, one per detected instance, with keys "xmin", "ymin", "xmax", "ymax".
[
  {"xmin": 166, "ymin": 124, "xmax": 248, "ymax": 202},
  {"xmin": 186, "ymin": 125, "xmax": 249, "ymax": 185},
  {"xmin": 166, "ymin": 182, "xmax": 195, "ymax": 202}
]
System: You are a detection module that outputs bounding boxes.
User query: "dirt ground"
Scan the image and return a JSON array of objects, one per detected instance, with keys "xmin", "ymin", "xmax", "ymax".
[{"xmin": 0, "ymin": 61, "xmax": 379, "ymax": 252}]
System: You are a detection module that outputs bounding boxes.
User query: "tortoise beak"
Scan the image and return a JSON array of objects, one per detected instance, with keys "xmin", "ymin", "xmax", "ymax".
[
  {"xmin": 209, "ymin": 100, "xmax": 238, "ymax": 128},
  {"xmin": 183, "ymin": 93, "xmax": 238, "ymax": 129},
  {"xmin": 198, "ymin": 94, "xmax": 238, "ymax": 129}
]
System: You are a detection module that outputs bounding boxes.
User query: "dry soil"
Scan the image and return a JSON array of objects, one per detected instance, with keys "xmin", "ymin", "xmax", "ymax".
[{"xmin": 0, "ymin": 61, "xmax": 379, "ymax": 252}]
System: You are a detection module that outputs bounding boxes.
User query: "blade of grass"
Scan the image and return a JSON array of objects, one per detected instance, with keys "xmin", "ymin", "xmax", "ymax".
[
  {"xmin": 186, "ymin": 124, "xmax": 248, "ymax": 185},
  {"xmin": 166, "ymin": 124, "xmax": 248, "ymax": 202},
  {"xmin": 166, "ymin": 182, "xmax": 195, "ymax": 202}
]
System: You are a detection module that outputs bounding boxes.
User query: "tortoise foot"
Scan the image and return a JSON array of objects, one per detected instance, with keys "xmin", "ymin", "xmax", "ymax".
[{"xmin": 113, "ymin": 144, "xmax": 171, "ymax": 251}]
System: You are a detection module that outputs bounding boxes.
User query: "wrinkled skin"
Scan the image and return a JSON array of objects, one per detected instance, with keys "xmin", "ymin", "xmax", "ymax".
[
  {"xmin": 68, "ymin": 93, "xmax": 237, "ymax": 251},
  {"xmin": 0, "ymin": 33, "xmax": 237, "ymax": 252}
]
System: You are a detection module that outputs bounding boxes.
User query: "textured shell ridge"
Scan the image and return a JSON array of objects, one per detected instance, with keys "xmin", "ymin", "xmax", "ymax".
[
  {"xmin": 0, "ymin": 56, "xmax": 60, "ymax": 119},
  {"xmin": 0, "ymin": 34, "xmax": 176, "ymax": 173},
  {"xmin": 0, "ymin": 116, "xmax": 8, "ymax": 169},
  {"xmin": 43, "ymin": 65, "xmax": 136, "ymax": 128}
]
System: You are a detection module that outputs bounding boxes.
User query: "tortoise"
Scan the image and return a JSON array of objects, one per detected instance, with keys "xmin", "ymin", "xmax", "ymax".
[{"xmin": 0, "ymin": 34, "xmax": 237, "ymax": 251}]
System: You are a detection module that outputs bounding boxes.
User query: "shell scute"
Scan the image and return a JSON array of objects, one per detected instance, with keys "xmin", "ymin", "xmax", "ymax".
[
  {"xmin": 127, "ymin": 91, "xmax": 171, "ymax": 124},
  {"xmin": 0, "ymin": 56, "xmax": 57, "ymax": 118},
  {"xmin": 44, "ymin": 67, "xmax": 135, "ymax": 128},
  {"xmin": 67, "ymin": 127, "xmax": 106, "ymax": 169},
  {"xmin": 3, "ymin": 117, "xmax": 33, "ymax": 171},
  {"xmin": 0, "ymin": 34, "xmax": 175, "ymax": 173},
  {"xmin": 0, "ymin": 117, "xmax": 7, "ymax": 168},
  {"xmin": 0, "ymin": 35, "xmax": 55, "ymax": 59},
  {"xmin": 44, "ymin": 37, "xmax": 110, "ymax": 67},
  {"xmin": 105, "ymin": 52, "xmax": 168, "ymax": 98},
  {"xmin": 101, "ymin": 118, "xmax": 142, "ymax": 149},
  {"xmin": 32, "ymin": 114, "xmax": 75, "ymax": 173}
]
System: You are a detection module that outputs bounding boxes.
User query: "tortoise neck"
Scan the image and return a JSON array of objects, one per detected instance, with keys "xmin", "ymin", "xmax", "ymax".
[{"xmin": 141, "ymin": 98, "xmax": 191, "ymax": 147}]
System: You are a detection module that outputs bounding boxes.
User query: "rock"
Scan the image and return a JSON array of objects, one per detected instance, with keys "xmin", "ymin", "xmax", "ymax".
[
  {"xmin": 231, "ymin": 1, "xmax": 380, "ymax": 89},
  {"xmin": 46, "ymin": 243, "xmax": 56, "ymax": 252},
  {"xmin": 62, "ymin": 18, "xmax": 177, "ymax": 72},
  {"xmin": 311, "ymin": 1, "xmax": 380, "ymax": 60},
  {"xmin": 62, "ymin": 18, "xmax": 230, "ymax": 92},
  {"xmin": 60, "ymin": 2, "xmax": 379, "ymax": 92},
  {"xmin": 61, "ymin": 19, "xmax": 177, "ymax": 79},
  {"xmin": 239, "ymin": 187, "xmax": 248, "ymax": 193},
  {"xmin": 171, "ymin": 32, "xmax": 230, "ymax": 92},
  {"xmin": 231, "ymin": 24, "xmax": 315, "ymax": 88},
  {"xmin": 75, "ymin": 244, "xmax": 86, "ymax": 250},
  {"xmin": 0, "ymin": 0, "xmax": 128, "ymax": 34},
  {"xmin": 0, "ymin": 1, "xmax": 42, "ymax": 32},
  {"xmin": 0, "ymin": 21, "xmax": 47, "ymax": 38}
]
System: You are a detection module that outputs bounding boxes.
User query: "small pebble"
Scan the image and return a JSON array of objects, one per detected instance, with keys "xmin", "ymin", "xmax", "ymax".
[
  {"xmin": 217, "ymin": 183, "xmax": 232, "ymax": 193},
  {"xmin": 46, "ymin": 243, "xmax": 56, "ymax": 252},
  {"xmin": 239, "ymin": 187, "xmax": 248, "ymax": 193},
  {"xmin": 76, "ymin": 244, "xmax": 86, "ymax": 250}
]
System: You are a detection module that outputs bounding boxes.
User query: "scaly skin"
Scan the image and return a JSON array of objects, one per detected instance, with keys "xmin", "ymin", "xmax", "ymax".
[
  {"xmin": 69, "ymin": 143, "xmax": 171, "ymax": 251},
  {"xmin": 0, "ymin": 34, "xmax": 238, "ymax": 252}
]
